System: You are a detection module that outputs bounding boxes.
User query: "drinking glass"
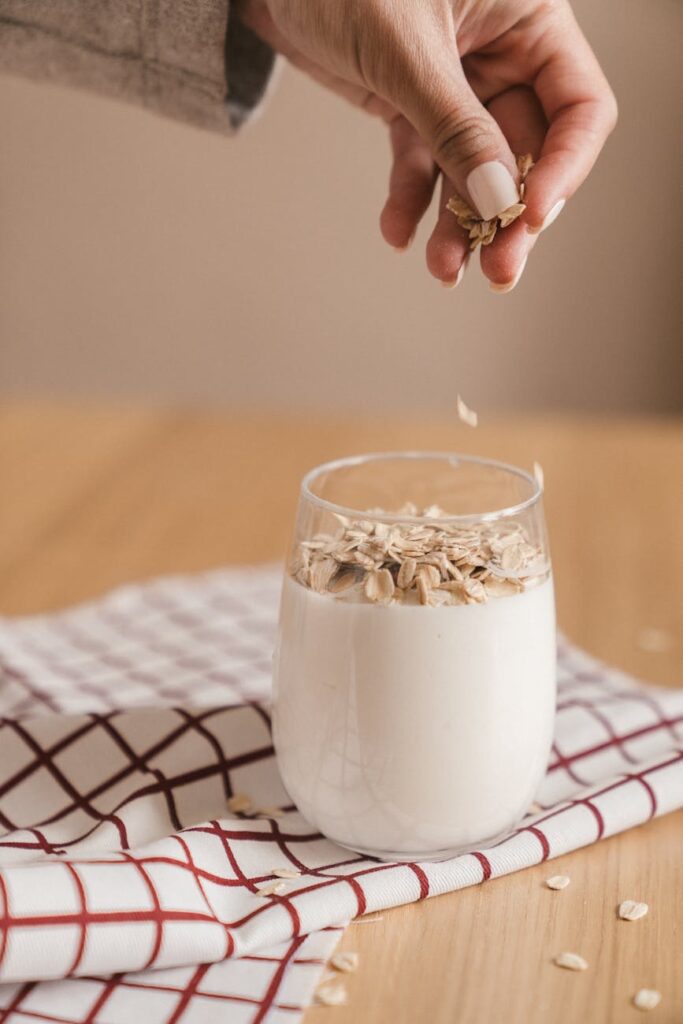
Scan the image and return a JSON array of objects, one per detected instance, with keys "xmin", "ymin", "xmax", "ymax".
[{"xmin": 273, "ymin": 453, "xmax": 556, "ymax": 861}]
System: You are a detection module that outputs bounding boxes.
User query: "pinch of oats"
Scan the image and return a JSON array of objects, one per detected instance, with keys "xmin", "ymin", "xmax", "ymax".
[
  {"xmin": 637, "ymin": 628, "xmax": 673, "ymax": 654},
  {"xmin": 365, "ymin": 568, "xmax": 395, "ymax": 604},
  {"xmin": 397, "ymin": 556, "xmax": 417, "ymax": 589},
  {"xmin": 533, "ymin": 461, "xmax": 545, "ymax": 491},
  {"xmin": 315, "ymin": 980, "xmax": 348, "ymax": 1006},
  {"xmin": 546, "ymin": 875, "xmax": 571, "ymax": 890},
  {"xmin": 633, "ymin": 989, "xmax": 661, "ymax": 1011},
  {"xmin": 330, "ymin": 951, "xmax": 359, "ymax": 973},
  {"xmin": 271, "ymin": 867, "xmax": 301, "ymax": 879},
  {"xmin": 256, "ymin": 880, "xmax": 288, "ymax": 897},
  {"xmin": 517, "ymin": 153, "xmax": 534, "ymax": 178},
  {"xmin": 554, "ymin": 952, "xmax": 588, "ymax": 971},
  {"xmin": 618, "ymin": 900, "xmax": 649, "ymax": 921},
  {"xmin": 498, "ymin": 202, "xmax": 527, "ymax": 229},
  {"xmin": 446, "ymin": 195, "xmax": 477, "ymax": 222},
  {"xmin": 228, "ymin": 793, "xmax": 252, "ymax": 814},
  {"xmin": 456, "ymin": 394, "xmax": 478, "ymax": 428}
]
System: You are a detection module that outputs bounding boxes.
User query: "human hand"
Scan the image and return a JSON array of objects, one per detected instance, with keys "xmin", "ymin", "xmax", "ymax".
[{"xmin": 239, "ymin": 0, "xmax": 617, "ymax": 290}]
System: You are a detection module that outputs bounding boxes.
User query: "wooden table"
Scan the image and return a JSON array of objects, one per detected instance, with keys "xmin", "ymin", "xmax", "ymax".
[{"xmin": 1, "ymin": 404, "xmax": 681, "ymax": 1023}]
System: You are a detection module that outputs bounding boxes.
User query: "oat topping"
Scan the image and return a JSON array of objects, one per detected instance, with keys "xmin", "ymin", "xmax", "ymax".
[
  {"xmin": 291, "ymin": 504, "xmax": 547, "ymax": 606},
  {"xmin": 447, "ymin": 154, "xmax": 534, "ymax": 251}
]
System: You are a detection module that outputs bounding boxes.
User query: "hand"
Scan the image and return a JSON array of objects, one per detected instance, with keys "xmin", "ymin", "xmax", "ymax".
[{"xmin": 238, "ymin": 0, "xmax": 617, "ymax": 291}]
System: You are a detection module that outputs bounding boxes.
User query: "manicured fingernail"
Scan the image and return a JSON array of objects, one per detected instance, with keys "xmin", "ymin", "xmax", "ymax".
[
  {"xmin": 466, "ymin": 161, "xmax": 519, "ymax": 221},
  {"xmin": 529, "ymin": 198, "xmax": 565, "ymax": 235},
  {"xmin": 440, "ymin": 258, "xmax": 468, "ymax": 289},
  {"xmin": 489, "ymin": 255, "xmax": 527, "ymax": 294},
  {"xmin": 393, "ymin": 230, "xmax": 416, "ymax": 253}
]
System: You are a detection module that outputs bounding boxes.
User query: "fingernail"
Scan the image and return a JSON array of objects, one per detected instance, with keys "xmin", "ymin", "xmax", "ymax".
[
  {"xmin": 440, "ymin": 258, "xmax": 468, "ymax": 289},
  {"xmin": 528, "ymin": 198, "xmax": 565, "ymax": 235},
  {"xmin": 393, "ymin": 230, "xmax": 416, "ymax": 253},
  {"xmin": 466, "ymin": 161, "xmax": 519, "ymax": 221},
  {"xmin": 489, "ymin": 255, "xmax": 527, "ymax": 294}
]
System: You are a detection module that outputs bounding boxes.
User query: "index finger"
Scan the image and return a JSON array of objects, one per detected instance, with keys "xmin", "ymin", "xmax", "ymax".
[{"xmin": 523, "ymin": 12, "xmax": 618, "ymax": 232}]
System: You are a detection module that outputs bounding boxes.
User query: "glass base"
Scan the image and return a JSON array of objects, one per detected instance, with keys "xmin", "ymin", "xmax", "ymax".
[{"xmin": 332, "ymin": 828, "xmax": 512, "ymax": 864}]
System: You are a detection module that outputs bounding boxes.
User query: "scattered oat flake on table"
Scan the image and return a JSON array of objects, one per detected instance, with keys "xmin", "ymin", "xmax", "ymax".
[
  {"xmin": 456, "ymin": 394, "xmax": 478, "ymax": 428},
  {"xmin": 256, "ymin": 881, "xmax": 288, "ymax": 897},
  {"xmin": 618, "ymin": 900, "xmax": 649, "ymax": 921},
  {"xmin": 331, "ymin": 951, "xmax": 359, "ymax": 973},
  {"xmin": 633, "ymin": 989, "xmax": 662, "ymax": 1011},
  {"xmin": 271, "ymin": 866, "xmax": 301, "ymax": 879},
  {"xmin": 315, "ymin": 980, "xmax": 348, "ymax": 1006},
  {"xmin": 554, "ymin": 952, "xmax": 588, "ymax": 971},
  {"xmin": 546, "ymin": 875, "xmax": 570, "ymax": 890},
  {"xmin": 637, "ymin": 628, "xmax": 674, "ymax": 654},
  {"xmin": 227, "ymin": 793, "xmax": 252, "ymax": 813}
]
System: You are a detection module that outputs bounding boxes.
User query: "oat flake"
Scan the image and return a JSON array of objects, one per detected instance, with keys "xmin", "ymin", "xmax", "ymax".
[
  {"xmin": 554, "ymin": 952, "xmax": 588, "ymax": 971},
  {"xmin": 618, "ymin": 900, "xmax": 649, "ymax": 921},
  {"xmin": 546, "ymin": 875, "xmax": 570, "ymax": 890},
  {"xmin": 633, "ymin": 989, "xmax": 661, "ymax": 1011},
  {"xmin": 331, "ymin": 951, "xmax": 359, "ymax": 973},
  {"xmin": 315, "ymin": 980, "xmax": 348, "ymax": 1006}
]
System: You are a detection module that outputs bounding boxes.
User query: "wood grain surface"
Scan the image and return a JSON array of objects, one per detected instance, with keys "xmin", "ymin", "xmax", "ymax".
[{"xmin": 1, "ymin": 403, "xmax": 681, "ymax": 1023}]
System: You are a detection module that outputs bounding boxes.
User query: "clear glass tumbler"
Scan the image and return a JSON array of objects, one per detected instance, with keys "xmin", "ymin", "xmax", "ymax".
[{"xmin": 273, "ymin": 453, "xmax": 556, "ymax": 861}]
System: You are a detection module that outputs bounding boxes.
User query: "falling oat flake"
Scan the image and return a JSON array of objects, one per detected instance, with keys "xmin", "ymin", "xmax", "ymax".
[
  {"xmin": 456, "ymin": 394, "xmax": 478, "ymax": 428},
  {"xmin": 533, "ymin": 461, "xmax": 544, "ymax": 490}
]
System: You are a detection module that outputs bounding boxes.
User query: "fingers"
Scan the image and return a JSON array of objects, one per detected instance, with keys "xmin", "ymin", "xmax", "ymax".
[
  {"xmin": 479, "ymin": 86, "xmax": 546, "ymax": 290},
  {"xmin": 380, "ymin": 117, "xmax": 438, "ymax": 251},
  {"xmin": 425, "ymin": 176, "xmax": 470, "ymax": 286},
  {"xmin": 522, "ymin": 10, "xmax": 618, "ymax": 232},
  {"xmin": 391, "ymin": 41, "xmax": 522, "ymax": 221}
]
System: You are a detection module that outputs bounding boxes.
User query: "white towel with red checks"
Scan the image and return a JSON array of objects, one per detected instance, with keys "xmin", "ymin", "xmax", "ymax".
[{"xmin": 0, "ymin": 567, "xmax": 681, "ymax": 1024}]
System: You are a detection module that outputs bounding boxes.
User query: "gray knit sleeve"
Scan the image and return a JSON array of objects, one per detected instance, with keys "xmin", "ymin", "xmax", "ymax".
[{"xmin": 0, "ymin": 0, "xmax": 276, "ymax": 133}]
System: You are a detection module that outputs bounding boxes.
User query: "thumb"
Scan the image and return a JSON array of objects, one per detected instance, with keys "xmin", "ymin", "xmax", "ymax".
[{"xmin": 395, "ymin": 60, "xmax": 520, "ymax": 220}]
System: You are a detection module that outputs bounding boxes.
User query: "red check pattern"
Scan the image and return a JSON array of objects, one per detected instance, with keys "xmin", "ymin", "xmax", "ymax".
[{"xmin": 0, "ymin": 567, "xmax": 681, "ymax": 1024}]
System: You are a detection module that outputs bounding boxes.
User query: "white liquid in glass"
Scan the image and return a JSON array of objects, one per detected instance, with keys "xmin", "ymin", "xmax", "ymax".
[{"xmin": 273, "ymin": 574, "xmax": 556, "ymax": 860}]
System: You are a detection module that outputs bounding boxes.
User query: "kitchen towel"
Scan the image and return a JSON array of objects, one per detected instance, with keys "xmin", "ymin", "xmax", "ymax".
[{"xmin": 0, "ymin": 567, "xmax": 681, "ymax": 1024}]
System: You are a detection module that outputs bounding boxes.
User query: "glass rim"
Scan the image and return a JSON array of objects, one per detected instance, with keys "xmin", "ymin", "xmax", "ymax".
[{"xmin": 301, "ymin": 451, "xmax": 543, "ymax": 525}]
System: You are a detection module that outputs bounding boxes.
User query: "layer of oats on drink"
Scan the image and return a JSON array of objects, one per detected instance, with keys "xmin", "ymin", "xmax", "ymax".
[{"xmin": 273, "ymin": 508, "xmax": 556, "ymax": 861}]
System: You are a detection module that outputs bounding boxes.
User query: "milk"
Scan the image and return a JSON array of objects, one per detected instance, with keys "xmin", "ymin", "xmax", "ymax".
[{"xmin": 273, "ymin": 574, "xmax": 556, "ymax": 860}]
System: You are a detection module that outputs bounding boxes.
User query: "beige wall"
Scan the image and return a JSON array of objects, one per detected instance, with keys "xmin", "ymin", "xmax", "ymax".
[{"xmin": 0, "ymin": 0, "xmax": 680, "ymax": 414}]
